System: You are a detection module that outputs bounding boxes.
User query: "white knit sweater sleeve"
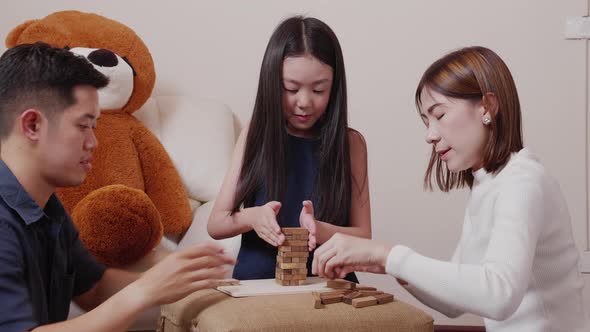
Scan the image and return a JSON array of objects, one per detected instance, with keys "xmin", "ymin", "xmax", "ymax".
[
  {"xmin": 386, "ymin": 177, "xmax": 544, "ymax": 320},
  {"xmin": 397, "ymin": 207, "xmax": 471, "ymax": 318}
]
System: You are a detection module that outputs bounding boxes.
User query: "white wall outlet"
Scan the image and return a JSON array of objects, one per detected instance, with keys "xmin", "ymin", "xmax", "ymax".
[{"xmin": 565, "ymin": 16, "xmax": 590, "ymax": 39}]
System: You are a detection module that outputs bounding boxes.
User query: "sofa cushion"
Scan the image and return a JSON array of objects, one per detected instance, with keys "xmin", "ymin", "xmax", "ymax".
[{"xmin": 134, "ymin": 96, "xmax": 235, "ymax": 203}]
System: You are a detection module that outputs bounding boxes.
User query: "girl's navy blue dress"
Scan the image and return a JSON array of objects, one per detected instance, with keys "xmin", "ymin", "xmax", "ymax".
[{"xmin": 232, "ymin": 134, "xmax": 358, "ymax": 283}]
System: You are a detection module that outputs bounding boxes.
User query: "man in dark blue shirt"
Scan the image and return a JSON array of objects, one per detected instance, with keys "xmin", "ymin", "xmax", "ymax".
[
  {"xmin": 0, "ymin": 43, "xmax": 234, "ymax": 332},
  {"xmin": 0, "ymin": 160, "xmax": 106, "ymax": 327}
]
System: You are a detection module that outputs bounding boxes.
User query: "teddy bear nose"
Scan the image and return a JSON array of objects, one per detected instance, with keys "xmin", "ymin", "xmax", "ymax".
[{"xmin": 87, "ymin": 48, "xmax": 118, "ymax": 67}]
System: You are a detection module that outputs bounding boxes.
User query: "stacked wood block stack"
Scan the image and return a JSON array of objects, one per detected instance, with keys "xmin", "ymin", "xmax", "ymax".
[
  {"xmin": 276, "ymin": 227, "xmax": 309, "ymax": 286},
  {"xmin": 312, "ymin": 279, "xmax": 394, "ymax": 309}
]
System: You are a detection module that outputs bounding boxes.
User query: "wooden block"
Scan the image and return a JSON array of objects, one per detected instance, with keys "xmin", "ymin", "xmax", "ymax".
[
  {"xmin": 285, "ymin": 233, "xmax": 309, "ymax": 240},
  {"xmin": 276, "ymin": 278, "xmax": 307, "ymax": 286},
  {"xmin": 291, "ymin": 268, "xmax": 308, "ymax": 275},
  {"xmin": 321, "ymin": 294, "xmax": 343, "ymax": 304},
  {"xmin": 276, "ymin": 256, "xmax": 292, "ymax": 263},
  {"xmin": 282, "ymin": 239, "xmax": 308, "ymax": 246},
  {"xmin": 351, "ymin": 296, "xmax": 378, "ymax": 308},
  {"xmin": 276, "ymin": 262, "xmax": 307, "ymax": 269},
  {"xmin": 275, "ymin": 279, "xmax": 291, "ymax": 286},
  {"xmin": 277, "ymin": 251, "xmax": 309, "ymax": 258},
  {"xmin": 276, "ymin": 268, "xmax": 307, "ymax": 276},
  {"xmin": 290, "ymin": 257, "xmax": 307, "ymax": 263},
  {"xmin": 216, "ymin": 278, "xmax": 240, "ymax": 286},
  {"xmin": 278, "ymin": 245, "xmax": 308, "ymax": 253},
  {"xmin": 281, "ymin": 227, "xmax": 309, "ymax": 235},
  {"xmin": 320, "ymin": 289, "xmax": 353, "ymax": 298},
  {"xmin": 327, "ymin": 279, "xmax": 355, "ymax": 289},
  {"xmin": 276, "ymin": 273, "xmax": 307, "ymax": 281},
  {"xmin": 343, "ymin": 291, "xmax": 363, "ymax": 305},
  {"xmin": 277, "ymin": 279, "xmax": 299, "ymax": 286},
  {"xmin": 312, "ymin": 291, "xmax": 324, "ymax": 309},
  {"xmin": 372, "ymin": 293, "xmax": 394, "ymax": 304},
  {"xmin": 275, "ymin": 272, "xmax": 292, "ymax": 280},
  {"xmin": 358, "ymin": 290, "xmax": 384, "ymax": 296},
  {"xmin": 355, "ymin": 284, "xmax": 377, "ymax": 291}
]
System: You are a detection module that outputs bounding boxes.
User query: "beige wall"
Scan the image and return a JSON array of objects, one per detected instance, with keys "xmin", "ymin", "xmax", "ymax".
[{"xmin": 1, "ymin": 0, "xmax": 589, "ymax": 326}]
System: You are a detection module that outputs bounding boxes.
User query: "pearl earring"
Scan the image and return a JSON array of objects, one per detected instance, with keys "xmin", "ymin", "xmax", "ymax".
[{"xmin": 483, "ymin": 117, "xmax": 491, "ymax": 125}]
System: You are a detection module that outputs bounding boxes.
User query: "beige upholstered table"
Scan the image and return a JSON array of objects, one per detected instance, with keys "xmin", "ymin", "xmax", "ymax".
[{"xmin": 158, "ymin": 288, "xmax": 433, "ymax": 332}]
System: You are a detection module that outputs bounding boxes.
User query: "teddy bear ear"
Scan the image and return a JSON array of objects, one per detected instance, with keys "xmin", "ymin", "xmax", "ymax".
[{"xmin": 5, "ymin": 19, "xmax": 39, "ymax": 48}]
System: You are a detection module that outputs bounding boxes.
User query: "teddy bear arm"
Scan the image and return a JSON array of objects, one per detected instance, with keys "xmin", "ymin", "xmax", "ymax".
[{"xmin": 132, "ymin": 125, "xmax": 192, "ymax": 235}]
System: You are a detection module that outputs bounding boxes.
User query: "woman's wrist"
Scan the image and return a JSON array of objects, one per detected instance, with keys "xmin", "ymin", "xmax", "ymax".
[{"xmin": 375, "ymin": 243, "xmax": 393, "ymax": 267}]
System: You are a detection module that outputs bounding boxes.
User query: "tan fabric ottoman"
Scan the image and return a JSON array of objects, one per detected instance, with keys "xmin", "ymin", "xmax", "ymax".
[{"xmin": 158, "ymin": 289, "xmax": 433, "ymax": 332}]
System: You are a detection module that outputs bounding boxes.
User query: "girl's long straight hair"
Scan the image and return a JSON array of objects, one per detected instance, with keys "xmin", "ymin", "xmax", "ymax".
[{"xmin": 232, "ymin": 16, "xmax": 351, "ymax": 226}]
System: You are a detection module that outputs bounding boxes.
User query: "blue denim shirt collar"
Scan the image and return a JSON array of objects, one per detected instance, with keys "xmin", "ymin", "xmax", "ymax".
[{"xmin": 0, "ymin": 159, "xmax": 64, "ymax": 225}]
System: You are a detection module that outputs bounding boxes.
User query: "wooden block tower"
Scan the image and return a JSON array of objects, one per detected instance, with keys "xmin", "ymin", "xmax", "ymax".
[{"xmin": 276, "ymin": 227, "xmax": 309, "ymax": 286}]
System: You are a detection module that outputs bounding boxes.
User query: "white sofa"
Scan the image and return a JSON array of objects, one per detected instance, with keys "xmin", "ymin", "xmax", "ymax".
[{"xmin": 69, "ymin": 96, "xmax": 242, "ymax": 330}]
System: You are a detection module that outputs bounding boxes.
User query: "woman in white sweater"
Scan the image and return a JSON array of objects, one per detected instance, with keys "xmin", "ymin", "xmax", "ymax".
[{"xmin": 312, "ymin": 46, "xmax": 589, "ymax": 331}]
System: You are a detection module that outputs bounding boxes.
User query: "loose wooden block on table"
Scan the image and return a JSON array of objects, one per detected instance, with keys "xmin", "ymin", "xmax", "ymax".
[
  {"xmin": 358, "ymin": 290, "xmax": 384, "ymax": 296},
  {"xmin": 343, "ymin": 291, "xmax": 363, "ymax": 305},
  {"xmin": 352, "ymin": 296, "xmax": 379, "ymax": 308},
  {"xmin": 316, "ymin": 280, "xmax": 396, "ymax": 309},
  {"xmin": 355, "ymin": 285, "xmax": 377, "ymax": 291},
  {"xmin": 312, "ymin": 291, "xmax": 324, "ymax": 309},
  {"xmin": 319, "ymin": 289, "xmax": 353, "ymax": 297},
  {"xmin": 321, "ymin": 294, "xmax": 344, "ymax": 304},
  {"xmin": 373, "ymin": 293, "xmax": 394, "ymax": 304},
  {"xmin": 326, "ymin": 279, "xmax": 356, "ymax": 289}
]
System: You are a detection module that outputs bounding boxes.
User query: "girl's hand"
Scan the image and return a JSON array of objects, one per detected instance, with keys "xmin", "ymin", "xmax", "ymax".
[
  {"xmin": 312, "ymin": 233, "xmax": 392, "ymax": 279},
  {"xmin": 250, "ymin": 201, "xmax": 284, "ymax": 246},
  {"xmin": 299, "ymin": 200, "xmax": 318, "ymax": 251}
]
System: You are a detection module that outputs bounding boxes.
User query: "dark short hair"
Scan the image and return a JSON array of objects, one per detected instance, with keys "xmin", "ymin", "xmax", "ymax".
[
  {"xmin": 415, "ymin": 46, "xmax": 523, "ymax": 191},
  {"xmin": 0, "ymin": 42, "xmax": 109, "ymax": 139}
]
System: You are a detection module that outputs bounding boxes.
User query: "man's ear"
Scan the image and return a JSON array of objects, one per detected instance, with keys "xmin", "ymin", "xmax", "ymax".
[
  {"xmin": 481, "ymin": 92, "xmax": 499, "ymax": 119},
  {"xmin": 19, "ymin": 109, "xmax": 44, "ymax": 141}
]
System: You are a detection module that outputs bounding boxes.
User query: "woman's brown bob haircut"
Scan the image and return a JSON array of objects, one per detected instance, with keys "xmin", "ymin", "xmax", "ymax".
[{"xmin": 415, "ymin": 46, "xmax": 523, "ymax": 191}]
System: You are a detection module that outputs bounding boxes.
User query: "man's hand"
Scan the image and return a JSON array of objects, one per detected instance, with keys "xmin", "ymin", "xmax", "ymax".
[{"xmin": 130, "ymin": 242, "xmax": 235, "ymax": 307}]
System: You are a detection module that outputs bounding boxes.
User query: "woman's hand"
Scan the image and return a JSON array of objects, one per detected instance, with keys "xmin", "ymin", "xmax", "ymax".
[
  {"xmin": 312, "ymin": 233, "xmax": 392, "ymax": 279},
  {"xmin": 249, "ymin": 201, "xmax": 284, "ymax": 246},
  {"xmin": 299, "ymin": 200, "xmax": 318, "ymax": 251}
]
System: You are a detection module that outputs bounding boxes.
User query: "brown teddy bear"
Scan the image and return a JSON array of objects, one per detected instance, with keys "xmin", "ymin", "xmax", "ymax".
[{"xmin": 5, "ymin": 10, "xmax": 193, "ymax": 266}]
